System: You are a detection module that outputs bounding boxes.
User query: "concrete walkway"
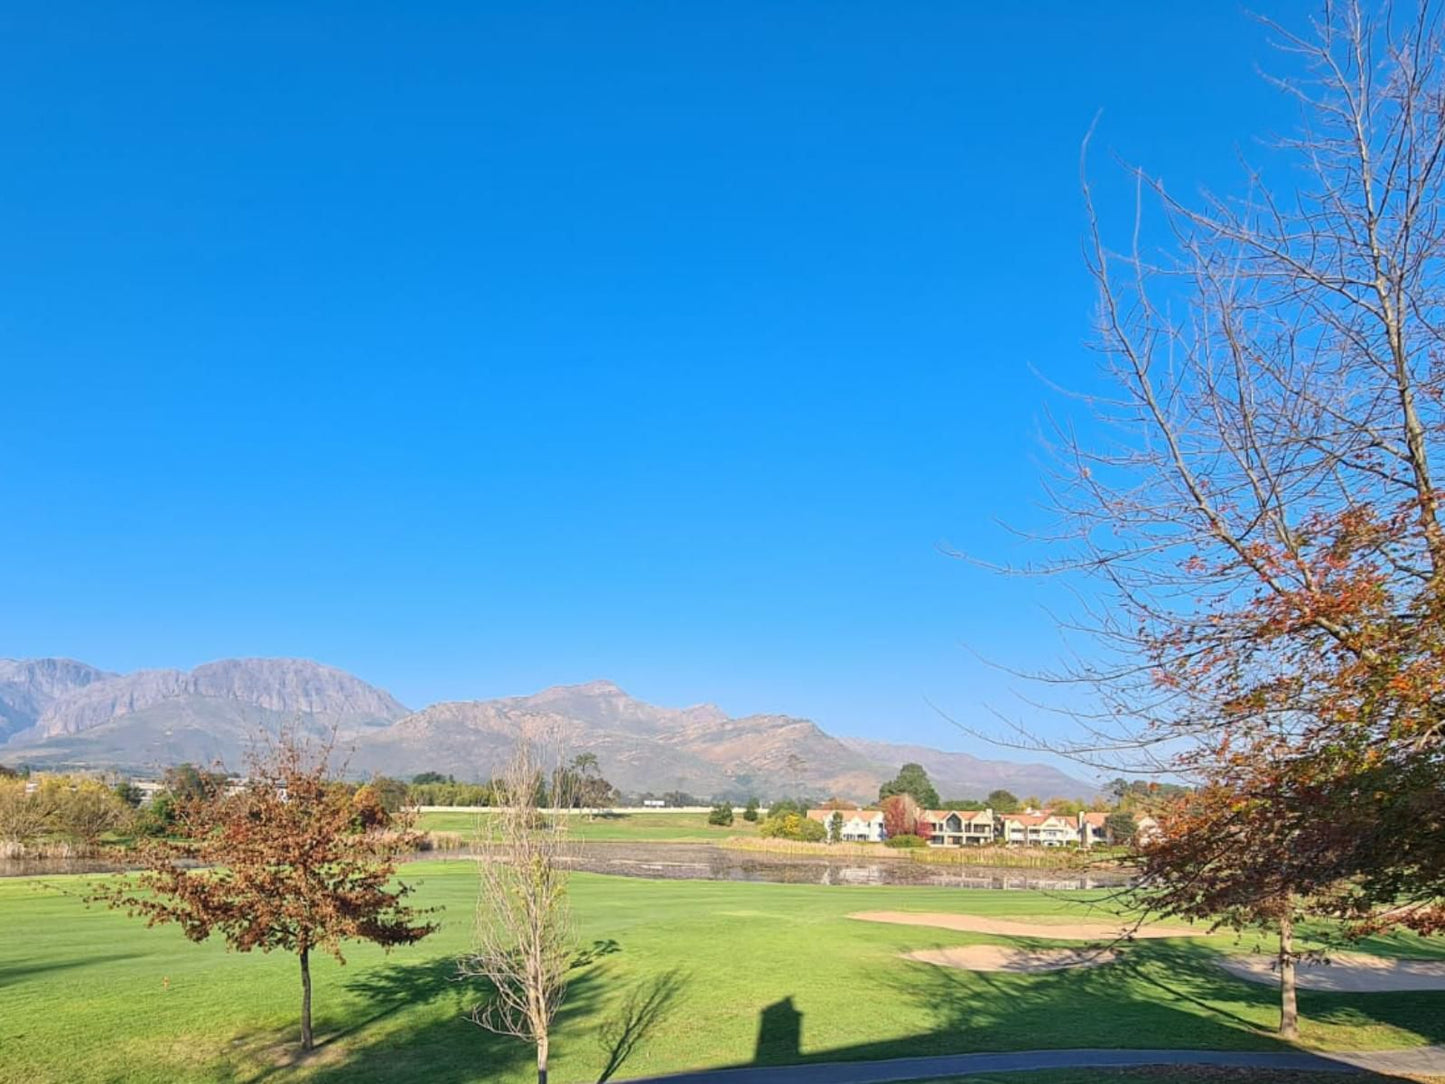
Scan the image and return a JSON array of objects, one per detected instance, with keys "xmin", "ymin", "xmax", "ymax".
[{"xmin": 629, "ymin": 1045, "xmax": 1445, "ymax": 1083}]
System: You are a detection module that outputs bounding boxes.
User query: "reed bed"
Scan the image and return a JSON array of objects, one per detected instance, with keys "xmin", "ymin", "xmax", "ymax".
[
  {"xmin": 720, "ymin": 836, "xmax": 1125, "ymax": 870},
  {"xmin": 0, "ymin": 838, "xmax": 105, "ymax": 860}
]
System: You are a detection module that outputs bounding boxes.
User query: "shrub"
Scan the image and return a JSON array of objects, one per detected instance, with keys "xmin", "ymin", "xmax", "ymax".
[
  {"xmin": 707, "ymin": 802, "xmax": 734, "ymax": 827},
  {"xmin": 885, "ymin": 834, "xmax": 928, "ymax": 849},
  {"xmin": 0, "ymin": 778, "xmax": 51, "ymax": 845},
  {"xmin": 51, "ymin": 778, "xmax": 132, "ymax": 844},
  {"xmin": 742, "ymin": 798, "xmax": 759, "ymax": 822},
  {"xmin": 767, "ymin": 798, "xmax": 805, "ymax": 819},
  {"xmin": 758, "ymin": 813, "xmax": 825, "ymax": 842}
]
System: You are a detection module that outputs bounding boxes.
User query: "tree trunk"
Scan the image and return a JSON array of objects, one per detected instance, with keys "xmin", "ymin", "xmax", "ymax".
[
  {"xmin": 300, "ymin": 946, "xmax": 314, "ymax": 1052},
  {"xmin": 1278, "ymin": 911, "xmax": 1299, "ymax": 1040},
  {"xmin": 536, "ymin": 1031, "xmax": 549, "ymax": 1084}
]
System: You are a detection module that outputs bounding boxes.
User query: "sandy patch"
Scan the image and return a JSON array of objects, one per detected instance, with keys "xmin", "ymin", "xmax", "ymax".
[
  {"xmin": 851, "ymin": 910, "xmax": 1202, "ymax": 941},
  {"xmin": 1219, "ymin": 952, "xmax": 1445, "ymax": 992},
  {"xmin": 906, "ymin": 945, "xmax": 1118, "ymax": 972}
]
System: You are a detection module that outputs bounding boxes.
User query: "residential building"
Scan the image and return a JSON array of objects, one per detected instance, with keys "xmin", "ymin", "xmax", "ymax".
[
  {"xmin": 997, "ymin": 811, "xmax": 1081, "ymax": 847},
  {"xmin": 921, "ymin": 808, "xmax": 996, "ymax": 847},
  {"xmin": 806, "ymin": 808, "xmax": 886, "ymax": 842},
  {"xmin": 1078, "ymin": 811, "xmax": 1108, "ymax": 848}
]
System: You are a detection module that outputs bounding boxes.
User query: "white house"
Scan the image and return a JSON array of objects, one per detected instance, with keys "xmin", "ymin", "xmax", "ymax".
[
  {"xmin": 922, "ymin": 808, "xmax": 996, "ymax": 847},
  {"xmin": 998, "ymin": 812, "xmax": 1081, "ymax": 847},
  {"xmin": 807, "ymin": 808, "xmax": 886, "ymax": 842}
]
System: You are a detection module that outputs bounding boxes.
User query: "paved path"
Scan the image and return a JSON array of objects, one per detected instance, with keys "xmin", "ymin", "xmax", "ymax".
[{"xmin": 628, "ymin": 1045, "xmax": 1445, "ymax": 1083}]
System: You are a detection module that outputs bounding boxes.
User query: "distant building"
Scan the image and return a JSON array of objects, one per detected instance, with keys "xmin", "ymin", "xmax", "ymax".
[
  {"xmin": 996, "ymin": 811, "xmax": 1081, "ymax": 847},
  {"xmin": 805, "ymin": 808, "xmax": 886, "ymax": 842},
  {"xmin": 920, "ymin": 809, "xmax": 996, "ymax": 847},
  {"xmin": 1078, "ymin": 811, "xmax": 1109, "ymax": 848}
]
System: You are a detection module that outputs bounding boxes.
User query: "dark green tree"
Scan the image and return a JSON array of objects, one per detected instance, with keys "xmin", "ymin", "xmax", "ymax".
[
  {"xmin": 1105, "ymin": 811, "xmax": 1138, "ymax": 846},
  {"xmin": 878, "ymin": 763, "xmax": 939, "ymax": 809},
  {"xmin": 986, "ymin": 789, "xmax": 1020, "ymax": 814},
  {"xmin": 707, "ymin": 802, "xmax": 734, "ymax": 827},
  {"xmin": 742, "ymin": 798, "xmax": 759, "ymax": 822}
]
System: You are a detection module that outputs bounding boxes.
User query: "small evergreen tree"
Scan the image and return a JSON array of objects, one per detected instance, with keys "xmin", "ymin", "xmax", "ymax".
[
  {"xmin": 828, "ymin": 810, "xmax": 844, "ymax": 844},
  {"xmin": 707, "ymin": 802, "xmax": 734, "ymax": 827},
  {"xmin": 742, "ymin": 798, "xmax": 759, "ymax": 822}
]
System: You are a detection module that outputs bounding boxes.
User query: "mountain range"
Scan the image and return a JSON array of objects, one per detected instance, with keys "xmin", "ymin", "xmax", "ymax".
[{"xmin": 0, "ymin": 657, "xmax": 1095, "ymax": 801}]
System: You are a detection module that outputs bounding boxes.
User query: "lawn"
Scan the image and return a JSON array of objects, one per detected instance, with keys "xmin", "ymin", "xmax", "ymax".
[
  {"xmin": 2, "ymin": 862, "xmax": 1443, "ymax": 1084},
  {"xmin": 416, "ymin": 808, "xmax": 761, "ymax": 843}
]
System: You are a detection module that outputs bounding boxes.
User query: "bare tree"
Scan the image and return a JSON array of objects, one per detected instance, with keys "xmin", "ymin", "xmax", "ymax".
[
  {"xmin": 965, "ymin": 0, "xmax": 1445, "ymax": 1027},
  {"xmin": 459, "ymin": 741, "xmax": 574, "ymax": 1084}
]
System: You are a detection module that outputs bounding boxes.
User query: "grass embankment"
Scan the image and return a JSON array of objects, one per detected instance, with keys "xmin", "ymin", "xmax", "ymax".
[
  {"xmin": 4, "ymin": 862, "xmax": 1444, "ymax": 1084},
  {"xmin": 416, "ymin": 808, "xmax": 761, "ymax": 843},
  {"xmin": 721, "ymin": 836, "xmax": 1126, "ymax": 869}
]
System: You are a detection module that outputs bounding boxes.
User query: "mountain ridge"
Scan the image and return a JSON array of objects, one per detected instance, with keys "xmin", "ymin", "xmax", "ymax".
[{"xmin": 0, "ymin": 659, "xmax": 1096, "ymax": 800}]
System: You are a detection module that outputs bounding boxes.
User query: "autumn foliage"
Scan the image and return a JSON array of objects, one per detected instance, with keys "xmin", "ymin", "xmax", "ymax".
[
  {"xmin": 90, "ymin": 729, "xmax": 436, "ymax": 1051},
  {"xmin": 880, "ymin": 793, "xmax": 923, "ymax": 840}
]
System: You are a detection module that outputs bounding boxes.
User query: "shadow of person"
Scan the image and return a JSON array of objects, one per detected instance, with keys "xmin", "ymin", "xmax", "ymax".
[
  {"xmin": 595, "ymin": 966, "xmax": 690, "ymax": 1082},
  {"xmin": 754, "ymin": 996, "xmax": 803, "ymax": 1063}
]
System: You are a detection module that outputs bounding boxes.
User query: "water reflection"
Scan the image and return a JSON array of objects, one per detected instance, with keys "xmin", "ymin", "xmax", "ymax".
[
  {"xmin": 1, "ymin": 841, "xmax": 1131, "ymax": 891},
  {"xmin": 558, "ymin": 843, "xmax": 1131, "ymax": 890}
]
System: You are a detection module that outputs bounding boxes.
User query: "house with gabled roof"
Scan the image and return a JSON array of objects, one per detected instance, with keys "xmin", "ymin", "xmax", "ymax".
[
  {"xmin": 920, "ymin": 808, "xmax": 995, "ymax": 847},
  {"xmin": 998, "ymin": 811, "xmax": 1081, "ymax": 847},
  {"xmin": 806, "ymin": 808, "xmax": 886, "ymax": 842}
]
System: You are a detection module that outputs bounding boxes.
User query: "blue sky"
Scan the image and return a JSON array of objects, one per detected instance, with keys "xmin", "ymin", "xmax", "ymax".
[{"xmin": 0, "ymin": 3, "xmax": 1313, "ymax": 770}]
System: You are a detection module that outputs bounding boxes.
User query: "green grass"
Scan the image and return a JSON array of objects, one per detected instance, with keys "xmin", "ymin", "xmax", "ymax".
[
  {"xmin": 415, "ymin": 808, "xmax": 761, "ymax": 843},
  {"xmin": 2, "ymin": 863, "xmax": 1443, "ymax": 1084}
]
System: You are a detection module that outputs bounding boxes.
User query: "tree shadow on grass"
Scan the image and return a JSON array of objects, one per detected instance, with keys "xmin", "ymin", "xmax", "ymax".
[
  {"xmin": 0, "ymin": 952, "xmax": 135, "ymax": 986},
  {"xmin": 595, "ymin": 966, "xmax": 690, "ymax": 1083},
  {"xmin": 224, "ymin": 939, "xmax": 644, "ymax": 1084},
  {"xmin": 743, "ymin": 936, "xmax": 1443, "ymax": 1077},
  {"xmin": 281, "ymin": 959, "xmax": 617, "ymax": 1084},
  {"xmin": 323, "ymin": 954, "xmax": 468, "ymax": 1047}
]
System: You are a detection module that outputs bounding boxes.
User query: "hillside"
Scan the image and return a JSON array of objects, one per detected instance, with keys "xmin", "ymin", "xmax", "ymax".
[
  {"xmin": 1, "ymin": 658, "xmax": 409, "ymax": 771},
  {"xmin": 0, "ymin": 658, "xmax": 1096, "ymax": 800}
]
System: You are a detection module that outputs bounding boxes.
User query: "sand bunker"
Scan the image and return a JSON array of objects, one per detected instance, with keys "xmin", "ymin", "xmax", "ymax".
[
  {"xmin": 851, "ymin": 910, "xmax": 1203, "ymax": 941},
  {"xmin": 906, "ymin": 945, "xmax": 1118, "ymax": 972},
  {"xmin": 1219, "ymin": 952, "xmax": 1445, "ymax": 992}
]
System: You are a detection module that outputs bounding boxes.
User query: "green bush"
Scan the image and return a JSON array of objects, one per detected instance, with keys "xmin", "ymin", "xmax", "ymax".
[
  {"xmin": 758, "ymin": 812, "xmax": 826, "ymax": 842},
  {"xmin": 707, "ymin": 802, "xmax": 734, "ymax": 827},
  {"xmin": 742, "ymin": 798, "xmax": 759, "ymax": 822},
  {"xmin": 884, "ymin": 834, "xmax": 928, "ymax": 849}
]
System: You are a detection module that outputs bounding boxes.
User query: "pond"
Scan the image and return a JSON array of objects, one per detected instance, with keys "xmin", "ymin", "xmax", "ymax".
[
  {"xmin": 0, "ymin": 841, "xmax": 1132, "ymax": 891},
  {"xmin": 561, "ymin": 842, "xmax": 1131, "ymax": 890}
]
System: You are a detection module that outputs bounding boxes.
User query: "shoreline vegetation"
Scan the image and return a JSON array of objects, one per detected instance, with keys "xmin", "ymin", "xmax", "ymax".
[{"xmin": 718, "ymin": 835, "xmax": 1128, "ymax": 869}]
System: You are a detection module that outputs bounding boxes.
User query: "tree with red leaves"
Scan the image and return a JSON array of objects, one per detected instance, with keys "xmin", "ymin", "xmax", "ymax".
[
  {"xmin": 91, "ymin": 729, "xmax": 436, "ymax": 1052},
  {"xmin": 972, "ymin": 1, "xmax": 1445, "ymax": 1033},
  {"xmin": 881, "ymin": 793, "xmax": 924, "ymax": 840}
]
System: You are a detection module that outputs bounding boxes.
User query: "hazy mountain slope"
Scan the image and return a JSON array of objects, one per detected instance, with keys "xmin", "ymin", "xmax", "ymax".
[
  {"xmin": 0, "ymin": 658, "xmax": 116, "ymax": 742},
  {"xmin": 349, "ymin": 696, "xmax": 720, "ymax": 793},
  {"xmin": 0, "ymin": 659, "xmax": 1097, "ymax": 800},
  {"xmin": 3, "ymin": 658, "xmax": 409, "ymax": 769},
  {"xmin": 840, "ymin": 737, "xmax": 1092, "ymax": 802},
  {"xmin": 350, "ymin": 682, "xmax": 1095, "ymax": 800}
]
